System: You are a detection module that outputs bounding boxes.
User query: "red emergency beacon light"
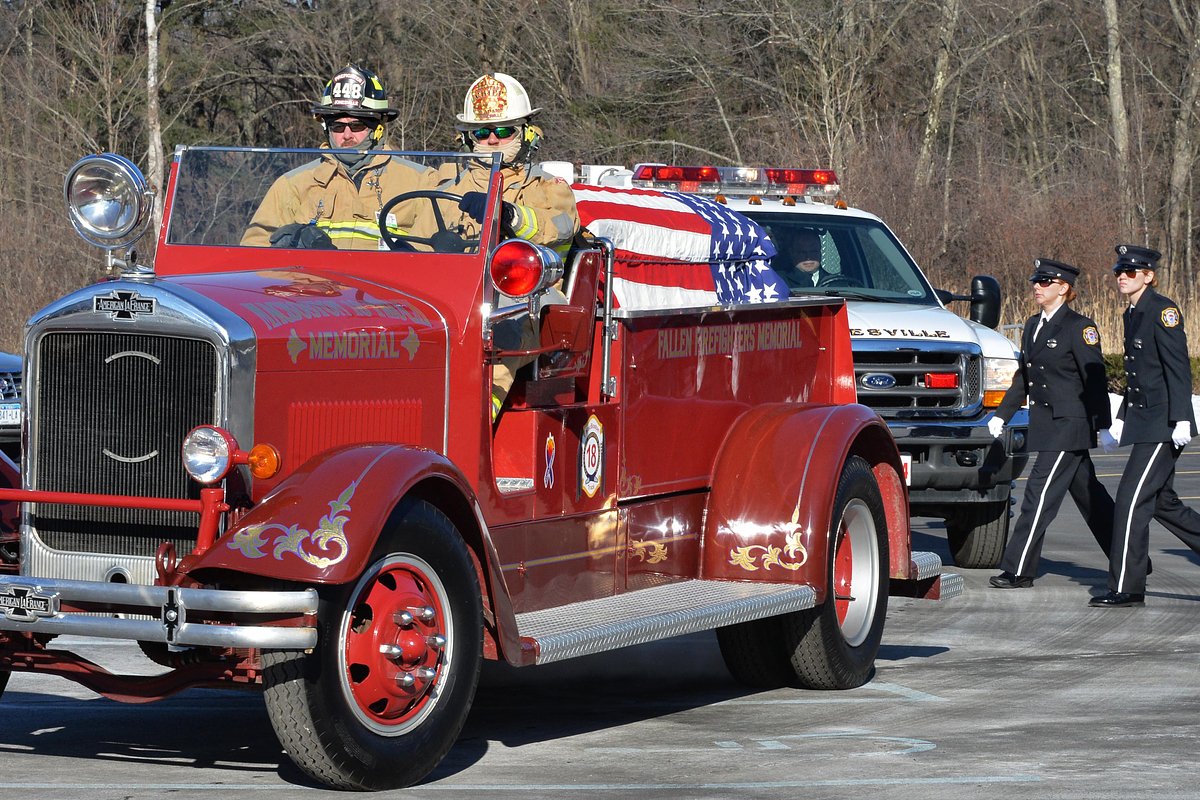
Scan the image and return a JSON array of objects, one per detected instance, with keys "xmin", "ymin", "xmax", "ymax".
[
  {"xmin": 489, "ymin": 238, "xmax": 565, "ymax": 298},
  {"xmin": 631, "ymin": 163, "xmax": 841, "ymax": 203},
  {"xmin": 925, "ymin": 373, "xmax": 959, "ymax": 390}
]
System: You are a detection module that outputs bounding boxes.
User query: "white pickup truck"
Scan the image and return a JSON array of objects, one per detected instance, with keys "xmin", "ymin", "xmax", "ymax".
[{"xmin": 568, "ymin": 163, "xmax": 1028, "ymax": 568}]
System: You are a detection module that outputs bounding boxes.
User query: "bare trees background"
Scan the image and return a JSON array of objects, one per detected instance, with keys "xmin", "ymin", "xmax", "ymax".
[{"xmin": 0, "ymin": 0, "xmax": 1198, "ymax": 351}]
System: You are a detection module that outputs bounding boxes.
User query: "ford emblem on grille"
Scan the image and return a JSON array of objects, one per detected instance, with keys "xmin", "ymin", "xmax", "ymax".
[
  {"xmin": 0, "ymin": 585, "xmax": 59, "ymax": 621},
  {"xmin": 860, "ymin": 373, "xmax": 897, "ymax": 390}
]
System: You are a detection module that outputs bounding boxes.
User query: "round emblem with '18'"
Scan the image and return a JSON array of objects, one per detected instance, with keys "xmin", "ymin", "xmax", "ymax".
[{"xmin": 581, "ymin": 415, "xmax": 604, "ymax": 498}]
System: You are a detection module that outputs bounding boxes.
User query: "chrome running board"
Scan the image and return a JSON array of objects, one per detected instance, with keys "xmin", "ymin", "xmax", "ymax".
[{"xmin": 515, "ymin": 579, "xmax": 817, "ymax": 664}]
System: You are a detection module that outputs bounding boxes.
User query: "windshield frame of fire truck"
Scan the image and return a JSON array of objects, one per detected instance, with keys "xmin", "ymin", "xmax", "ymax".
[{"xmin": 630, "ymin": 164, "xmax": 841, "ymax": 204}]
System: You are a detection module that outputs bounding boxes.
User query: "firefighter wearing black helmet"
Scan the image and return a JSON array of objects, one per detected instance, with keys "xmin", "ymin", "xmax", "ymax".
[{"xmin": 242, "ymin": 65, "xmax": 441, "ymax": 250}]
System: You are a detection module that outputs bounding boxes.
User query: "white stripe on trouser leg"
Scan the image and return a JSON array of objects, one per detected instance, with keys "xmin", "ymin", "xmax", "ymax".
[
  {"xmin": 1016, "ymin": 451, "xmax": 1066, "ymax": 575},
  {"xmin": 1117, "ymin": 443, "xmax": 1165, "ymax": 592}
]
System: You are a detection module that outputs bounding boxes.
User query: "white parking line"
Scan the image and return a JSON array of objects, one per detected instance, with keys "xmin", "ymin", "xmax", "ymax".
[{"xmin": 723, "ymin": 680, "xmax": 945, "ymax": 704}]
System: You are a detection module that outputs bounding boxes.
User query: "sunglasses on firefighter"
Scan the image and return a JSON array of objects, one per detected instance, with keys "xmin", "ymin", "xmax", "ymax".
[
  {"xmin": 326, "ymin": 120, "xmax": 373, "ymax": 133},
  {"xmin": 1114, "ymin": 268, "xmax": 1142, "ymax": 278},
  {"xmin": 1030, "ymin": 278, "xmax": 1058, "ymax": 287},
  {"xmin": 469, "ymin": 126, "xmax": 520, "ymax": 142}
]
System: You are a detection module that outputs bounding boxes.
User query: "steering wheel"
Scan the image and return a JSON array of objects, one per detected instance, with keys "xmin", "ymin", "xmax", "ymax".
[
  {"xmin": 377, "ymin": 190, "xmax": 481, "ymax": 253},
  {"xmin": 816, "ymin": 272, "xmax": 859, "ymax": 288}
]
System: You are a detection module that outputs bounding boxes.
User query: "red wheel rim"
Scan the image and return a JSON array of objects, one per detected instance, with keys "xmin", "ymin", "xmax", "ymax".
[
  {"xmin": 833, "ymin": 521, "xmax": 854, "ymax": 625},
  {"xmin": 338, "ymin": 554, "xmax": 453, "ymax": 735},
  {"xmin": 829, "ymin": 498, "xmax": 879, "ymax": 646}
]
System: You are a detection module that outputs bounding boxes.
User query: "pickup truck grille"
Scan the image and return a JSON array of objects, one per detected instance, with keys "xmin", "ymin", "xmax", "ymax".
[
  {"xmin": 853, "ymin": 346, "xmax": 981, "ymax": 418},
  {"xmin": 30, "ymin": 332, "xmax": 218, "ymax": 557}
]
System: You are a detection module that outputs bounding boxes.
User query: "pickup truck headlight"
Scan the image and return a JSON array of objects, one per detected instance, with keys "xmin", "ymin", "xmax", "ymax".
[
  {"xmin": 983, "ymin": 357, "xmax": 1018, "ymax": 408},
  {"xmin": 64, "ymin": 153, "xmax": 152, "ymax": 249}
]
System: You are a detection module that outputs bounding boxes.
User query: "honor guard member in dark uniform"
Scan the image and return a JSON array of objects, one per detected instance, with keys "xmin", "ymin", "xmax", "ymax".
[
  {"xmin": 1091, "ymin": 244, "xmax": 1200, "ymax": 607},
  {"xmin": 988, "ymin": 258, "xmax": 1114, "ymax": 588}
]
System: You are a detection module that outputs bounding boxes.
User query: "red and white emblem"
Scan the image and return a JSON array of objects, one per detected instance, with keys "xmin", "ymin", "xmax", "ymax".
[
  {"xmin": 580, "ymin": 415, "xmax": 604, "ymax": 498},
  {"xmin": 1162, "ymin": 307, "xmax": 1181, "ymax": 328},
  {"xmin": 1083, "ymin": 326, "xmax": 1099, "ymax": 346}
]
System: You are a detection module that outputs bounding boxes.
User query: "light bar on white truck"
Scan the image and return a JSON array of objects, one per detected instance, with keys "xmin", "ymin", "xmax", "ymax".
[{"xmin": 628, "ymin": 163, "xmax": 841, "ymax": 203}]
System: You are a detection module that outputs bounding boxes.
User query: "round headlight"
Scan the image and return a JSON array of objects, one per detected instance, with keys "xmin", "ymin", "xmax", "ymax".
[
  {"xmin": 182, "ymin": 426, "xmax": 238, "ymax": 485},
  {"xmin": 64, "ymin": 153, "xmax": 152, "ymax": 249}
]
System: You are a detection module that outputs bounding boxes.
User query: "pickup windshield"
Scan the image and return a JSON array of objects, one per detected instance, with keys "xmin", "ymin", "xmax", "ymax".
[
  {"xmin": 165, "ymin": 147, "xmax": 498, "ymax": 254},
  {"xmin": 744, "ymin": 211, "xmax": 938, "ymax": 304}
]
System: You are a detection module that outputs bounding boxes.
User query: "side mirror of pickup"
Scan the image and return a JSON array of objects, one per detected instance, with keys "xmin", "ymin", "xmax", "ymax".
[{"xmin": 935, "ymin": 275, "xmax": 1001, "ymax": 330}]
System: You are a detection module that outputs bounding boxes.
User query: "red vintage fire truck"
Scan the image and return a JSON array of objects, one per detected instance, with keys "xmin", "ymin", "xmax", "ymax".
[{"xmin": 0, "ymin": 147, "xmax": 958, "ymax": 790}]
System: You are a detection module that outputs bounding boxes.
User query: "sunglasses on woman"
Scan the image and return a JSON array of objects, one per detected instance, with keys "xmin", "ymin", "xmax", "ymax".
[
  {"xmin": 1113, "ymin": 268, "xmax": 1141, "ymax": 278},
  {"xmin": 1030, "ymin": 278, "xmax": 1058, "ymax": 287},
  {"xmin": 469, "ymin": 126, "xmax": 519, "ymax": 142}
]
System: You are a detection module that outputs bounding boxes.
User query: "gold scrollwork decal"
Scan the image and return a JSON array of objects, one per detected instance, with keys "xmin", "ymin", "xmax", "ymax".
[
  {"xmin": 728, "ymin": 526, "xmax": 808, "ymax": 572},
  {"xmin": 630, "ymin": 539, "xmax": 668, "ymax": 564},
  {"xmin": 228, "ymin": 480, "xmax": 356, "ymax": 568}
]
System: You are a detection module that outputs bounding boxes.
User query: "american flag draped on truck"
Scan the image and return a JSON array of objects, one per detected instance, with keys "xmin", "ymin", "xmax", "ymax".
[{"xmin": 571, "ymin": 184, "xmax": 784, "ymax": 310}]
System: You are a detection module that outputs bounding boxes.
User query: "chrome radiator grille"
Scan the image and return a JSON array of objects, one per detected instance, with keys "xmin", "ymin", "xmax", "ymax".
[
  {"xmin": 853, "ymin": 347, "xmax": 981, "ymax": 418},
  {"xmin": 31, "ymin": 332, "xmax": 218, "ymax": 556}
]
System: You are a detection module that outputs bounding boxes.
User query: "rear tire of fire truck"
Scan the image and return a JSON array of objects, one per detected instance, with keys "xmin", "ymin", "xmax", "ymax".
[
  {"xmin": 944, "ymin": 499, "xmax": 1009, "ymax": 569},
  {"xmin": 717, "ymin": 456, "xmax": 888, "ymax": 690},
  {"xmin": 261, "ymin": 499, "xmax": 483, "ymax": 791},
  {"xmin": 786, "ymin": 455, "xmax": 888, "ymax": 689}
]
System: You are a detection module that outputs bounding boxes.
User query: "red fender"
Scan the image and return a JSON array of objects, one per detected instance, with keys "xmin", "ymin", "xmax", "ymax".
[
  {"xmin": 185, "ymin": 444, "xmax": 523, "ymax": 660},
  {"xmin": 189, "ymin": 445, "xmax": 473, "ymax": 583},
  {"xmin": 702, "ymin": 403, "xmax": 909, "ymax": 600}
]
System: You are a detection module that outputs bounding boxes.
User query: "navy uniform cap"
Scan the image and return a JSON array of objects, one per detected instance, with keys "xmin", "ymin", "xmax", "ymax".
[
  {"xmin": 1030, "ymin": 257, "xmax": 1080, "ymax": 286},
  {"xmin": 1113, "ymin": 243, "xmax": 1161, "ymax": 273}
]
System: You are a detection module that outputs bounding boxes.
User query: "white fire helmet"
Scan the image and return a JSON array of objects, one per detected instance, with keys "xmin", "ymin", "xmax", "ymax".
[{"xmin": 455, "ymin": 72, "xmax": 542, "ymax": 129}]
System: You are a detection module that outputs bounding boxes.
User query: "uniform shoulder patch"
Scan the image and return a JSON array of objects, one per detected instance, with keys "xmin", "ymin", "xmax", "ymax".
[
  {"xmin": 1162, "ymin": 307, "xmax": 1181, "ymax": 328},
  {"xmin": 1082, "ymin": 326, "xmax": 1099, "ymax": 345}
]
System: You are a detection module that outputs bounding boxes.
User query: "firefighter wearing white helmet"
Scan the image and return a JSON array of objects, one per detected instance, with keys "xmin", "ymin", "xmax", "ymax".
[
  {"xmin": 441, "ymin": 72, "xmax": 580, "ymax": 420},
  {"xmin": 242, "ymin": 64, "xmax": 441, "ymax": 250},
  {"xmin": 443, "ymin": 72, "xmax": 579, "ymax": 257}
]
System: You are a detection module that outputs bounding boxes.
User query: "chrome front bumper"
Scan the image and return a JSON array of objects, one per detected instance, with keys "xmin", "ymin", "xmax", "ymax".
[{"xmin": 0, "ymin": 576, "xmax": 318, "ymax": 649}]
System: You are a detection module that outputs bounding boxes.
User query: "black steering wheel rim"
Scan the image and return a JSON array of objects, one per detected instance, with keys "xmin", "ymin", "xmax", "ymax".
[{"xmin": 377, "ymin": 189, "xmax": 481, "ymax": 253}]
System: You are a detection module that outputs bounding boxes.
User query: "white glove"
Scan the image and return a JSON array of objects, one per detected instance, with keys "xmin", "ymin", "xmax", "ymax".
[
  {"xmin": 1108, "ymin": 418, "xmax": 1124, "ymax": 443},
  {"xmin": 1172, "ymin": 420, "xmax": 1193, "ymax": 448},
  {"xmin": 1099, "ymin": 429, "xmax": 1119, "ymax": 453},
  {"xmin": 987, "ymin": 417, "xmax": 1005, "ymax": 438}
]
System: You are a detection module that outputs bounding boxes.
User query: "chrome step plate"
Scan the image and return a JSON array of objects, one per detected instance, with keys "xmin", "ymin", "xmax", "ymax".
[{"xmin": 516, "ymin": 579, "xmax": 817, "ymax": 664}]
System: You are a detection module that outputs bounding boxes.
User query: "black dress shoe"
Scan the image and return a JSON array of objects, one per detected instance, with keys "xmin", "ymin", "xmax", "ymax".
[
  {"xmin": 1088, "ymin": 590, "xmax": 1145, "ymax": 607},
  {"xmin": 989, "ymin": 571, "xmax": 1035, "ymax": 589}
]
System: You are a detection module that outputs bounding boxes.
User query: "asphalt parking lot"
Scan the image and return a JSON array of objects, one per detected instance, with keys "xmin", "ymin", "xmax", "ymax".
[{"xmin": 0, "ymin": 447, "xmax": 1199, "ymax": 799}]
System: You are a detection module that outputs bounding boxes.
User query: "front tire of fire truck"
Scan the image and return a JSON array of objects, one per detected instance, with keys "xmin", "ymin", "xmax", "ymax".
[
  {"xmin": 784, "ymin": 455, "xmax": 888, "ymax": 689},
  {"xmin": 944, "ymin": 498, "xmax": 1010, "ymax": 569},
  {"xmin": 261, "ymin": 499, "xmax": 483, "ymax": 791}
]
